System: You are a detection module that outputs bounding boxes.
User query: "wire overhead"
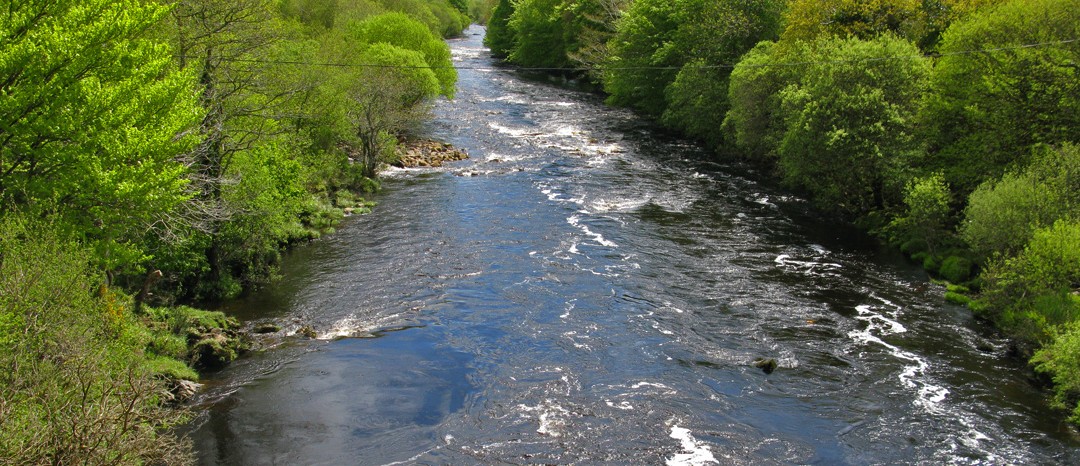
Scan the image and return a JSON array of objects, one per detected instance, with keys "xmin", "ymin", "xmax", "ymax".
[{"xmin": 225, "ymin": 38, "xmax": 1079, "ymax": 72}]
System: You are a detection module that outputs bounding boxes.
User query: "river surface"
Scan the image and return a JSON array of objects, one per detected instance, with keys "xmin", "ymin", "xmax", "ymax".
[{"xmin": 189, "ymin": 27, "xmax": 1079, "ymax": 464}]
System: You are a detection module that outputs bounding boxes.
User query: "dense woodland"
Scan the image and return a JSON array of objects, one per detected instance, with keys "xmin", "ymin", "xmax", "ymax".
[
  {"xmin": 485, "ymin": 0, "xmax": 1080, "ymax": 428},
  {"xmin": 1, "ymin": 0, "xmax": 1078, "ymax": 462},
  {"xmin": 1, "ymin": 0, "xmax": 466, "ymax": 462}
]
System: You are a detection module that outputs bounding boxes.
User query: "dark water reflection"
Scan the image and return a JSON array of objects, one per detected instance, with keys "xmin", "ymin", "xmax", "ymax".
[{"xmin": 189, "ymin": 27, "xmax": 1079, "ymax": 464}]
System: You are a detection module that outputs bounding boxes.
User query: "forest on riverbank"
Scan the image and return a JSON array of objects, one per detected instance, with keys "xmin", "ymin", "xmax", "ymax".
[
  {"xmin": 1, "ymin": 0, "xmax": 468, "ymax": 462},
  {"xmin": 483, "ymin": 0, "xmax": 1080, "ymax": 426}
]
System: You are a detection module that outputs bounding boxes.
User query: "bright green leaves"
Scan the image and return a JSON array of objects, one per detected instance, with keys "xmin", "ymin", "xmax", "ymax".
[
  {"xmin": 507, "ymin": 0, "xmax": 572, "ymax": 68},
  {"xmin": 921, "ymin": 0, "xmax": 1080, "ymax": 192},
  {"xmin": 484, "ymin": 0, "xmax": 516, "ymax": 58},
  {"xmin": 776, "ymin": 35, "xmax": 931, "ymax": 216},
  {"xmin": 0, "ymin": 0, "xmax": 203, "ymax": 274},
  {"xmin": 350, "ymin": 11, "xmax": 457, "ymax": 97},
  {"xmin": 961, "ymin": 144, "xmax": 1080, "ymax": 261},
  {"xmin": 603, "ymin": 0, "xmax": 681, "ymax": 116}
]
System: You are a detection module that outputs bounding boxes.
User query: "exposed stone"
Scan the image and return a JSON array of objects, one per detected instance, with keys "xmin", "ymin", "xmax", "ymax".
[
  {"xmin": 753, "ymin": 357, "xmax": 778, "ymax": 374},
  {"xmin": 254, "ymin": 323, "xmax": 282, "ymax": 334},
  {"xmin": 392, "ymin": 139, "xmax": 469, "ymax": 168},
  {"xmin": 298, "ymin": 325, "xmax": 318, "ymax": 339},
  {"xmin": 172, "ymin": 379, "xmax": 203, "ymax": 403}
]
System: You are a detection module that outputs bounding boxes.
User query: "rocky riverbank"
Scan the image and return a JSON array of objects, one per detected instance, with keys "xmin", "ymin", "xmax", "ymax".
[{"xmin": 392, "ymin": 139, "xmax": 468, "ymax": 168}]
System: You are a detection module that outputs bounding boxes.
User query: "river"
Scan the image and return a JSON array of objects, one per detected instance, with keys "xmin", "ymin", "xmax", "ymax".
[{"xmin": 188, "ymin": 26, "xmax": 1079, "ymax": 464}]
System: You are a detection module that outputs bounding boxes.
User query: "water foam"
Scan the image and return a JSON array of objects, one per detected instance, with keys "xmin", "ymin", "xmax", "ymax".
[
  {"xmin": 567, "ymin": 214, "xmax": 617, "ymax": 248},
  {"xmin": 667, "ymin": 425, "xmax": 718, "ymax": 466}
]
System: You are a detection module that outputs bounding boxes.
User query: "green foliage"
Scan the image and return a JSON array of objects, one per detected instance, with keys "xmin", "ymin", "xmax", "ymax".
[
  {"xmin": 507, "ymin": 0, "xmax": 573, "ymax": 68},
  {"xmin": 888, "ymin": 172, "xmax": 953, "ymax": 253},
  {"xmin": 351, "ymin": 11, "xmax": 457, "ymax": 97},
  {"xmin": 0, "ymin": 0, "xmax": 203, "ymax": 276},
  {"xmin": 920, "ymin": 0, "xmax": 1080, "ymax": 193},
  {"xmin": 723, "ymin": 41, "xmax": 794, "ymax": 161},
  {"xmin": 603, "ymin": 0, "xmax": 682, "ymax": 116},
  {"xmin": 377, "ymin": 0, "xmax": 470, "ymax": 38},
  {"xmin": 484, "ymin": 0, "xmax": 516, "ymax": 58},
  {"xmin": 0, "ymin": 215, "xmax": 193, "ymax": 464},
  {"xmin": 776, "ymin": 34, "xmax": 931, "ymax": 217},
  {"xmin": 470, "ymin": 0, "xmax": 500, "ymax": 24},
  {"xmin": 661, "ymin": 0, "xmax": 785, "ymax": 148},
  {"xmin": 939, "ymin": 256, "xmax": 974, "ymax": 283},
  {"xmin": 961, "ymin": 143, "xmax": 1080, "ymax": 261},
  {"xmin": 781, "ymin": 0, "xmax": 1005, "ymax": 49},
  {"xmin": 981, "ymin": 219, "xmax": 1080, "ymax": 341},
  {"xmin": 1033, "ymin": 321, "xmax": 1080, "ymax": 423}
]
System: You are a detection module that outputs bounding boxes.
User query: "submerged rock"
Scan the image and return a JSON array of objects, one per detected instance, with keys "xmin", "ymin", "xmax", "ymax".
[
  {"xmin": 254, "ymin": 323, "xmax": 281, "ymax": 334},
  {"xmin": 753, "ymin": 357, "xmax": 778, "ymax": 374}
]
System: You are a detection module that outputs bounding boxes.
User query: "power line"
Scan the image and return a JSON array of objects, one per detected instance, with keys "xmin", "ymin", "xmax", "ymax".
[{"xmin": 224, "ymin": 38, "xmax": 1078, "ymax": 72}]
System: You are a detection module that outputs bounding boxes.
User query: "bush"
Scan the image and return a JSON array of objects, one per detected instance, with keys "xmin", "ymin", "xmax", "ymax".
[
  {"xmin": 1033, "ymin": 322, "xmax": 1080, "ymax": 423},
  {"xmin": 939, "ymin": 255, "xmax": 973, "ymax": 283},
  {"xmin": 0, "ymin": 215, "xmax": 192, "ymax": 464},
  {"xmin": 961, "ymin": 143, "xmax": 1080, "ymax": 261},
  {"xmin": 887, "ymin": 172, "xmax": 953, "ymax": 253},
  {"xmin": 981, "ymin": 219, "xmax": 1080, "ymax": 340}
]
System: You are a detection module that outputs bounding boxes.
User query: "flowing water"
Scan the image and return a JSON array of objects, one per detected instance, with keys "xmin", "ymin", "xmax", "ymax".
[{"xmin": 189, "ymin": 27, "xmax": 1080, "ymax": 464}]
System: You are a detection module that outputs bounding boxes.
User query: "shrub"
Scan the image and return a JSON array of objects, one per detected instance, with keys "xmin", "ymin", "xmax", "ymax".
[{"xmin": 1032, "ymin": 322, "xmax": 1080, "ymax": 423}]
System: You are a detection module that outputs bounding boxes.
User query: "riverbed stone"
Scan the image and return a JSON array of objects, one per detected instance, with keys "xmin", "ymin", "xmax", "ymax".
[
  {"xmin": 753, "ymin": 357, "xmax": 778, "ymax": 374},
  {"xmin": 392, "ymin": 140, "xmax": 468, "ymax": 168}
]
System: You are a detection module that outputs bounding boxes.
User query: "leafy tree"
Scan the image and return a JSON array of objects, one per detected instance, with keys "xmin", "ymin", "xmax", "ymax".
[
  {"xmin": 0, "ymin": 0, "xmax": 203, "ymax": 277},
  {"xmin": 279, "ymin": 0, "xmax": 341, "ymax": 30},
  {"xmin": 888, "ymin": 171, "xmax": 953, "ymax": 255},
  {"xmin": 345, "ymin": 43, "xmax": 442, "ymax": 177},
  {"xmin": 723, "ymin": 41, "xmax": 795, "ymax": 161},
  {"xmin": 507, "ymin": 0, "xmax": 572, "ymax": 68},
  {"xmin": 563, "ymin": 0, "xmax": 629, "ymax": 81},
  {"xmin": 603, "ymin": 0, "xmax": 682, "ymax": 116},
  {"xmin": 351, "ymin": 11, "xmax": 457, "ymax": 97},
  {"xmin": 484, "ymin": 0, "xmax": 516, "ymax": 58},
  {"xmin": 780, "ymin": 0, "xmax": 1004, "ymax": 49},
  {"xmin": 776, "ymin": 34, "xmax": 930, "ymax": 217},
  {"xmin": 782, "ymin": 0, "xmax": 924, "ymax": 42},
  {"xmin": 469, "ymin": 0, "xmax": 501, "ymax": 24},
  {"xmin": 661, "ymin": 0, "xmax": 785, "ymax": 148},
  {"xmin": 920, "ymin": 0, "xmax": 1080, "ymax": 193}
]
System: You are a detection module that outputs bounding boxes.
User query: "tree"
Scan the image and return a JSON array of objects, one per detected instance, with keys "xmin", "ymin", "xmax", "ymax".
[
  {"xmin": 350, "ymin": 11, "xmax": 457, "ymax": 97},
  {"xmin": 507, "ymin": 0, "xmax": 573, "ymax": 68},
  {"xmin": 484, "ymin": 0, "xmax": 516, "ymax": 58},
  {"xmin": 0, "ymin": 0, "xmax": 203, "ymax": 276},
  {"xmin": 345, "ymin": 44, "xmax": 442, "ymax": 177},
  {"xmin": 888, "ymin": 172, "xmax": 953, "ymax": 255},
  {"xmin": 920, "ymin": 0, "xmax": 1080, "ymax": 193},
  {"xmin": 661, "ymin": 0, "xmax": 785, "ymax": 148},
  {"xmin": 723, "ymin": 41, "xmax": 795, "ymax": 162},
  {"xmin": 961, "ymin": 143, "xmax": 1080, "ymax": 261},
  {"xmin": 776, "ymin": 34, "xmax": 930, "ymax": 217},
  {"xmin": 603, "ymin": 0, "xmax": 682, "ymax": 116}
]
